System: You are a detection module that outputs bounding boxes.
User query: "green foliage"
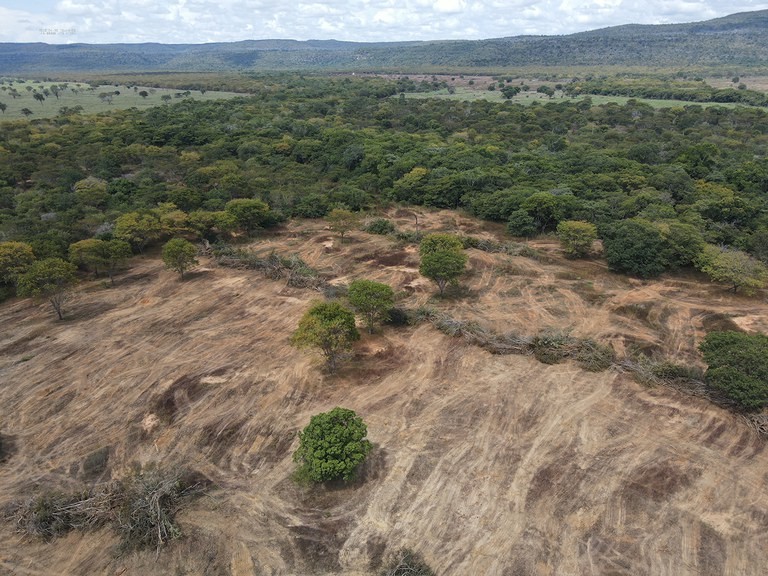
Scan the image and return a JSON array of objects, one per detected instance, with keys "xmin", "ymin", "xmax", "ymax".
[
  {"xmin": 700, "ymin": 331, "xmax": 768, "ymax": 410},
  {"xmin": 364, "ymin": 218, "xmax": 396, "ymax": 235},
  {"xmin": 0, "ymin": 241, "xmax": 35, "ymax": 285},
  {"xmin": 69, "ymin": 238, "xmax": 107, "ymax": 275},
  {"xmin": 419, "ymin": 234, "xmax": 467, "ymax": 296},
  {"xmin": 602, "ymin": 218, "xmax": 670, "ymax": 278},
  {"xmin": 291, "ymin": 301, "xmax": 360, "ymax": 372},
  {"xmin": 325, "ymin": 208, "xmax": 361, "ymax": 242},
  {"xmin": 696, "ymin": 244, "xmax": 768, "ymax": 294},
  {"xmin": 380, "ymin": 548, "xmax": 435, "ymax": 576},
  {"xmin": 293, "ymin": 407, "xmax": 372, "ymax": 483},
  {"xmin": 162, "ymin": 238, "xmax": 198, "ymax": 279},
  {"xmin": 347, "ymin": 279, "xmax": 395, "ymax": 333},
  {"xmin": 418, "ymin": 233, "xmax": 464, "ymax": 256},
  {"xmin": 224, "ymin": 198, "xmax": 270, "ymax": 236},
  {"xmin": 114, "ymin": 211, "xmax": 163, "ymax": 252},
  {"xmin": 16, "ymin": 258, "xmax": 77, "ymax": 319},
  {"xmin": 556, "ymin": 220, "xmax": 597, "ymax": 257}
]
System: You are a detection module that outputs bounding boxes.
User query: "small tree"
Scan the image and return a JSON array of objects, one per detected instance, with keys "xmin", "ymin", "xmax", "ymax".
[
  {"xmin": 114, "ymin": 211, "xmax": 163, "ymax": 253},
  {"xmin": 347, "ymin": 279, "xmax": 394, "ymax": 333},
  {"xmin": 162, "ymin": 238, "xmax": 198, "ymax": 280},
  {"xmin": 419, "ymin": 235, "xmax": 467, "ymax": 296},
  {"xmin": 101, "ymin": 240, "xmax": 133, "ymax": 285},
  {"xmin": 17, "ymin": 258, "xmax": 77, "ymax": 320},
  {"xmin": 69, "ymin": 239, "xmax": 106, "ymax": 276},
  {"xmin": 556, "ymin": 220, "xmax": 597, "ymax": 258},
  {"xmin": 293, "ymin": 407, "xmax": 372, "ymax": 483},
  {"xmin": 291, "ymin": 301, "xmax": 360, "ymax": 372},
  {"xmin": 700, "ymin": 331, "xmax": 768, "ymax": 410},
  {"xmin": 325, "ymin": 208, "xmax": 361, "ymax": 243},
  {"xmin": 696, "ymin": 245, "xmax": 768, "ymax": 294}
]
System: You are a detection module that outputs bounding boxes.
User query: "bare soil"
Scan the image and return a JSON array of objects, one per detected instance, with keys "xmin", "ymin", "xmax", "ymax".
[{"xmin": 1, "ymin": 209, "xmax": 768, "ymax": 575}]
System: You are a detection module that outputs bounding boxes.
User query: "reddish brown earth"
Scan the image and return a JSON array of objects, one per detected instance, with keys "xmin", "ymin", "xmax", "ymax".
[{"xmin": 1, "ymin": 209, "xmax": 767, "ymax": 575}]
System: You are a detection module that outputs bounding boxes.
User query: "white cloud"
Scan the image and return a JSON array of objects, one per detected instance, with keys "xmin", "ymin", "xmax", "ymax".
[{"xmin": 0, "ymin": 0, "xmax": 766, "ymax": 44}]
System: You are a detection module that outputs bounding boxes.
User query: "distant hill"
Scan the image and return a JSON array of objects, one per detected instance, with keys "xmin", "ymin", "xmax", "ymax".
[{"xmin": 2, "ymin": 10, "xmax": 768, "ymax": 73}]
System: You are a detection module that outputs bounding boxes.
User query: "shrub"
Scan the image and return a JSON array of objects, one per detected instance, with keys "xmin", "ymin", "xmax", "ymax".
[
  {"xmin": 699, "ymin": 331, "xmax": 768, "ymax": 410},
  {"xmin": 365, "ymin": 218, "xmax": 396, "ymax": 235},
  {"xmin": 294, "ymin": 407, "xmax": 372, "ymax": 483}
]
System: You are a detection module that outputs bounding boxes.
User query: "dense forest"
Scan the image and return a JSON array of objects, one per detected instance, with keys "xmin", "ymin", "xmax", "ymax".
[
  {"xmin": 4, "ymin": 10, "xmax": 768, "ymax": 73},
  {"xmin": 2, "ymin": 73, "xmax": 768, "ymax": 297}
]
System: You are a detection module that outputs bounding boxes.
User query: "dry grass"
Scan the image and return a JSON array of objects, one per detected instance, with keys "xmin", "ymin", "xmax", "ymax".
[{"xmin": 1, "ymin": 209, "xmax": 768, "ymax": 575}]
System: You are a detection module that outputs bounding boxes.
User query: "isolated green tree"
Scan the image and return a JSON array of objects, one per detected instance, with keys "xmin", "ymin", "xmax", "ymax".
[
  {"xmin": 162, "ymin": 238, "xmax": 198, "ymax": 280},
  {"xmin": 700, "ymin": 331, "xmax": 768, "ymax": 410},
  {"xmin": 556, "ymin": 220, "xmax": 597, "ymax": 258},
  {"xmin": 291, "ymin": 301, "xmax": 360, "ymax": 372},
  {"xmin": 0, "ymin": 102, "xmax": 6, "ymax": 114},
  {"xmin": 17, "ymin": 258, "xmax": 77, "ymax": 320},
  {"xmin": 69, "ymin": 239, "xmax": 106, "ymax": 275},
  {"xmin": 347, "ymin": 279, "xmax": 394, "ymax": 333},
  {"xmin": 101, "ymin": 240, "xmax": 132, "ymax": 285},
  {"xmin": 419, "ymin": 234, "xmax": 467, "ymax": 296},
  {"xmin": 696, "ymin": 244, "xmax": 768, "ymax": 294},
  {"xmin": 293, "ymin": 407, "xmax": 372, "ymax": 483},
  {"xmin": 325, "ymin": 208, "xmax": 361, "ymax": 242},
  {"xmin": 0, "ymin": 241, "xmax": 35, "ymax": 285}
]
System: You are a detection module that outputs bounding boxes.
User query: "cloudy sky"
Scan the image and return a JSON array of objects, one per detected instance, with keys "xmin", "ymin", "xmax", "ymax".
[{"xmin": 1, "ymin": 0, "xmax": 767, "ymax": 44}]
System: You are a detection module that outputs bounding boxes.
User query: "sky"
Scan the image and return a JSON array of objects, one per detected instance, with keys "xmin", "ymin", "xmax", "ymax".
[{"xmin": 1, "ymin": 0, "xmax": 767, "ymax": 45}]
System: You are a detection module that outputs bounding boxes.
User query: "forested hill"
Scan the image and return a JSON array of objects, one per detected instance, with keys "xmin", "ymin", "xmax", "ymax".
[{"xmin": 3, "ymin": 9, "xmax": 768, "ymax": 73}]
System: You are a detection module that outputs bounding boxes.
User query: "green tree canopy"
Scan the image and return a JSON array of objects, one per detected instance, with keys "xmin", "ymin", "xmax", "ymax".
[
  {"xmin": 291, "ymin": 301, "xmax": 360, "ymax": 372},
  {"xmin": 293, "ymin": 407, "xmax": 372, "ymax": 483},
  {"xmin": 696, "ymin": 244, "xmax": 768, "ymax": 294},
  {"xmin": 700, "ymin": 331, "xmax": 768, "ymax": 410},
  {"xmin": 556, "ymin": 220, "xmax": 597, "ymax": 258},
  {"xmin": 162, "ymin": 238, "xmax": 198, "ymax": 280},
  {"xmin": 602, "ymin": 218, "xmax": 670, "ymax": 278},
  {"xmin": 225, "ymin": 198, "xmax": 270, "ymax": 236},
  {"xmin": 17, "ymin": 258, "xmax": 77, "ymax": 320},
  {"xmin": 325, "ymin": 208, "xmax": 361, "ymax": 242},
  {"xmin": 0, "ymin": 241, "xmax": 35, "ymax": 286},
  {"xmin": 69, "ymin": 238, "xmax": 107, "ymax": 275},
  {"xmin": 114, "ymin": 211, "xmax": 163, "ymax": 253},
  {"xmin": 419, "ymin": 249, "xmax": 467, "ymax": 296},
  {"xmin": 418, "ymin": 233, "xmax": 464, "ymax": 257},
  {"xmin": 347, "ymin": 279, "xmax": 395, "ymax": 333}
]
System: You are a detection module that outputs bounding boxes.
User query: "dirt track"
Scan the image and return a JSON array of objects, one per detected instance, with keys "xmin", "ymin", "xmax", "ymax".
[{"xmin": 1, "ymin": 210, "xmax": 768, "ymax": 575}]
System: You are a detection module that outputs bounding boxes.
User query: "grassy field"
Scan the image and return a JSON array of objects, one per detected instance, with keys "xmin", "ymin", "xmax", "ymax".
[{"xmin": 0, "ymin": 80, "xmax": 246, "ymax": 121}]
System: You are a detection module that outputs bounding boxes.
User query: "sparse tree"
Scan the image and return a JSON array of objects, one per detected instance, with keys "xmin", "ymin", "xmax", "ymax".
[
  {"xmin": 291, "ymin": 301, "xmax": 360, "ymax": 372},
  {"xmin": 162, "ymin": 238, "xmax": 198, "ymax": 280},
  {"xmin": 160, "ymin": 94, "xmax": 172, "ymax": 103},
  {"xmin": 20, "ymin": 108, "xmax": 33, "ymax": 117},
  {"xmin": 17, "ymin": 258, "xmax": 77, "ymax": 320},
  {"xmin": 347, "ymin": 279, "xmax": 394, "ymax": 333},
  {"xmin": 138, "ymin": 90, "xmax": 148, "ymax": 99},
  {"xmin": 293, "ymin": 407, "xmax": 372, "ymax": 483},
  {"xmin": 325, "ymin": 208, "xmax": 361, "ymax": 243},
  {"xmin": 0, "ymin": 102, "xmax": 6, "ymax": 114},
  {"xmin": 33, "ymin": 93, "xmax": 45, "ymax": 106}
]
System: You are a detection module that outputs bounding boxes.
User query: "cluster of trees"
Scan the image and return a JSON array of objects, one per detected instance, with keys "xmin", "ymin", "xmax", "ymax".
[
  {"xmin": 565, "ymin": 77, "xmax": 768, "ymax": 106},
  {"xmin": 3, "ymin": 73, "xmax": 768, "ymax": 294}
]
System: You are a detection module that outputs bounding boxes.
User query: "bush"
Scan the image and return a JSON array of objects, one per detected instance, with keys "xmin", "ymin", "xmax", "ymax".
[
  {"xmin": 699, "ymin": 331, "xmax": 768, "ymax": 410},
  {"xmin": 365, "ymin": 218, "xmax": 396, "ymax": 235},
  {"xmin": 294, "ymin": 407, "xmax": 372, "ymax": 483}
]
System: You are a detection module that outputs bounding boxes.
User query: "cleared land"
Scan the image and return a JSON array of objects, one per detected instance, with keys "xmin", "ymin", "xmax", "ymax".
[
  {"xmin": 1, "ymin": 210, "xmax": 768, "ymax": 575},
  {"xmin": 0, "ymin": 82, "xmax": 245, "ymax": 121}
]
